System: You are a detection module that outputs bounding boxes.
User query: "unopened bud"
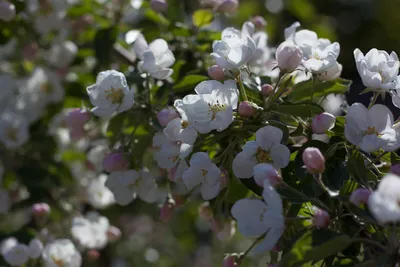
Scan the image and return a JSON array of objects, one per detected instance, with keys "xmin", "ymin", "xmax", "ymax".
[
  {"xmin": 253, "ymin": 163, "xmax": 281, "ymax": 187},
  {"xmin": 159, "ymin": 199, "xmax": 175, "ymax": 222},
  {"xmin": 223, "ymin": 255, "xmax": 238, "ymax": 267},
  {"xmin": 349, "ymin": 188, "xmax": 371, "ymax": 206},
  {"xmin": 311, "ymin": 112, "xmax": 335, "ymax": 134},
  {"xmin": 261, "ymin": 84, "xmax": 274, "ymax": 97},
  {"xmin": 391, "ymin": 163, "xmax": 400, "ymax": 176},
  {"xmin": 217, "ymin": 0, "xmax": 239, "ymax": 14},
  {"xmin": 276, "ymin": 41, "xmax": 303, "ymax": 73},
  {"xmin": 107, "ymin": 226, "xmax": 122, "ymax": 242},
  {"xmin": 86, "ymin": 249, "xmax": 100, "ymax": 261},
  {"xmin": 238, "ymin": 101, "xmax": 256, "ymax": 117},
  {"xmin": 0, "ymin": 1, "xmax": 15, "ymax": 22},
  {"xmin": 102, "ymin": 152, "xmax": 129, "ymax": 173},
  {"xmin": 198, "ymin": 202, "xmax": 213, "ymax": 221},
  {"xmin": 150, "ymin": 0, "xmax": 168, "ymax": 12},
  {"xmin": 251, "ymin": 16, "xmax": 267, "ymax": 30},
  {"xmin": 312, "ymin": 209, "xmax": 330, "ymax": 229},
  {"xmin": 32, "ymin": 203, "xmax": 51, "ymax": 216},
  {"xmin": 208, "ymin": 65, "xmax": 225, "ymax": 81},
  {"xmin": 318, "ymin": 62, "xmax": 342, "ymax": 81},
  {"xmin": 157, "ymin": 108, "xmax": 179, "ymax": 127},
  {"xmin": 302, "ymin": 147, "xmax": 325, "ymax": 174}
]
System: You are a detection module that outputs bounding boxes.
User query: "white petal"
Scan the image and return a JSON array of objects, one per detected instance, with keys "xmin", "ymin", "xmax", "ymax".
[
  {"xmin": 256, "ymin": 126, "xmax": 283, "ymax": 151},
  {"xmin": 270, "ymin": 144, "xmax": 290, "ymax": 168},
  {"xmin": 232, "ymin": 151, "xmax": 257, "ymax": 178},
  {"xmin": 253, "ymin": 227, "xmax": 284, "ymax": 253},
  {"xmin": 368, "ymin": 104, "xmax": 394, "ymax": 133},
  {"xmin": 231, "ymin": 199, "xmax": 268, "ymax": 236},
  {"xmin": 182, "ymin": 166, "xmax": 204, "ymax": 191}
]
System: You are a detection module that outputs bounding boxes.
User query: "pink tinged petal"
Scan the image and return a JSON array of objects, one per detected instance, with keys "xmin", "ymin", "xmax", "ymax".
[
  {"xmin": 182, "ymin": 166, "xmax": 203, "ymax": 191},
  {"xmin": 256, "ymin": 126, "xmax": 283, "ymax": 151},
  {"xmin": 150, "ymin": 68, "xmax": 173, "ymax": 80},
  {"xmin": 270, "ymin": 144, "xmax": 290, "ymax": 168},
  {"xmin": 368, "ymin": 104, "xmax": 394, "ymax": 133},
  {"xmin": 195, "ymin": 80, "xmax": 223, "ymax": 95},
  {"xmin": 232, "ymin": 151, "xmax": 257, "ymax": 178},
  {"xmin": 231, "ymin": 199, "xmax": 269, "ymax": 236},
  {"xmin": 133, "ymin": 34, "xmax": 148, "ymax": 59},
  {"xmin": 163, "ymin": 118, "xmax": 183, "ymax": 141},
  {"xmin": 359, "ymin": 135, "xmax": 384, "ymax": 153},
  {"xmin": 253, "ymin": 163, "xmax": 280, "ymax": 187}
]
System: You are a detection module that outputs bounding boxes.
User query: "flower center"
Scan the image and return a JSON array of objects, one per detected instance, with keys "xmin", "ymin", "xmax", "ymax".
[
  {"xmin": 181, "ymin": 121, "xmax": 189, "ymax": 129},
  {"xmin": 208, "ymin": 100, "xmax": 226, "ymax": 120},
  {"xmin": 51, "ymin": 256, "xmax": 65, "ymax": 267},
  {"xmin": 364, "ymin": 127, "xmax": 378, "ymax": 136},
  {"xmin": 7, "ymin": 128, "xmax": 18, "ymax": 141},
  {"xmin": 41, "ymin": 82, "xmax": 52, "ymax": 94},
  {"xmin": 105, "ymin": 87, "xmax": 124, "ymax": 104},
  {"xmin": 201, "ymin": 170, "xmax": 208, "ymax": 177},
  {"xmin": 378, "ymin": 70, "xmax": 387, "ymax": 83},
  {"xmin": 256, "ymin": 147, "xmax": 272, "ymax": 163}
]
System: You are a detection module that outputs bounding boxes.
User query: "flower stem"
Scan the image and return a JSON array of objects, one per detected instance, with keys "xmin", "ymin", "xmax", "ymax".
[
  {"xmin": 352, "ymin": 238, "xmax": 386, "ymax": 251},
  {"xmin": 311, "ymin": 74, "xmax": 318, "ymax": 102},
  {"xmin": 282, "ymin": 182, "xmax": 331, "ymax": 212},
  {"xmin": 237, "ymin": 72, "xmax": 248, "ymax": 102},
  {"xmin": 266, "ymin": 73, "xmax": 286, "ymax": 107},
  {"xmin": 366, "ymin": 151, "xmax": 388, "ymax": 168},
  {"xmin": 239, "ymin": 233, "xmax": 267, "ymax": 262},
  {"xmin": 368, "ymin": 92, "xmax": 379, "ymax": 109}
]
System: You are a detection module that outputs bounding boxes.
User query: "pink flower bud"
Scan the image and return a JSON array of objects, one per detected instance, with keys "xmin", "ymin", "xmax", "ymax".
[
  {"xmin": 102, "ymin": 152, "xmax": 129, "ymax": 173},
  {"xmin": 302, "ymin": 147, "xmax": 325, "ymax": 174},
  {"xmin": 150, "ymin": 0, "xmax": 168, "ymax": 12},
  {"xmin": 157, "ymin": 108, "xmax": 179, "ymax": 127},
  {"xmin": 159, "ymin": 199, "xmax": 175, "ymax": 222},
  {"xmin": 312, "ymin": 209, "xmax": 330, "ymax": 229},
  {"xmin": 251, "ymin": 16, "xmax": 267, "ymax": 30},
  {"xmin": 223, "ymin": 255, "xmax": 238, "ymax": 267},
  {"xmin": 391, "ymin": 163, "xmax": 400, "ymax": 176},
  {"xmin": 275, "ymin": 41, "xmax": 303, "ymax": 73},
  {"xmin": 22, "ymin": 43, "xmax": 39, "ymax": 60},
  {"xmin": 32, "ymin": 203, "xmax": 51, "ymax": 216},
  {"xmin": 198, "ymin": 202, "xmax": 213, "ymax": 221},
  {"xmin": 0, "ymin": 1, "xmax": 15, "ymax": 22},
  {"xmin": 349, "ymin": 188, "xmax": 371, "ymax": 206},
  {"xmin": 217, "ymin": 0, "xmax": 239, "ymax": 14},
  {"xmin": 238, "ymin": 101, "xmax": 256, "ymax": 117},
  {"xmin": 253, "ymin": 163, "xmax": 282, "ymax": 187},
  {"xmin": 311, "ymin": 112, "xmax": 336, "ymax": 134},
  {"xmin": 106, "ymin": 226, "xmax": 122, "ymax": 242},
  {"xmin": 86, "ymin": 249, "xmax": 100, "ymax": 261},
  {"xmin": 66, "ymin": 109, "xmax": 90, "ymax": 130},
  {"xmin": 208, "ymin": 65, "xmax": 225, "ymax": 81},
  {"xmin": 261, "ymin": 84, "xmax": 274, "ymax": 97}
]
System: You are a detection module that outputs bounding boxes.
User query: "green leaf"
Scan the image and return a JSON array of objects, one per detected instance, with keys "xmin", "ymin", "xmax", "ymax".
[
  {"xmin": 280, "ymin": 229, "xmax": 352, "ymax": 266},
  {"xmin": 192, "ymin": 9, "xmax": 214, "ymax": 28},
  {"xmin": 347, "ymin": 149, "xmax": 378, "ymax": 186},
  {"xmin": 174, "ymin": 75, "xmax": 209, "ymax": 92},
  {"xmin": 290, "ymin": 78, "xmax": 352, "ymax": 102},
  {"xmin": 270, "ymin": 102, "xmax": 324, "ymax": 118}
]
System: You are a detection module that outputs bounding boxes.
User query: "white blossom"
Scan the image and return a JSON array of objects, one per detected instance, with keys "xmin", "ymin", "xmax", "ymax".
[
  {"xmin": 133, "ymin": 34, "xmax": 175, "ymax": 79},
  {"xmin": 87, "ymin": 174, "xmax": 116, "ymax": 209},
  {"xmin": 354, "ymin": 48, "xmax": 400, "ymax": 91},
  {"xmin": 0, "ymin": 111, "xmax": 29, "ymax": 149},
  {"xmin": 86, "ymin": 70, "xmax": 134, "ymax": 118},
  {"xmin": 368, "ymin": 174, "xmax": 400, "ymax": 223},
  {"xmin": 175, "ymin": 80, "xmax": 239, "ymax": 133},
  {"xmin": 321, "ymin": 93, "xmax": 345, "ymax": 116},
  {"xmin": 285, "ymin": 22, "xmax": 340, "ymax": 73},
  {"xmin": 152, "ymin": 132, "xmax": 181, "ymax": 170},
  {"xmin": 4, "ymin": 244, "xmax": 29, "ymax": 266},
  {"xmin": 211, "ymin": 22, "xmax": 256, "ymax": 69},
  {"xmin": 233, "ymin": 126, "xmax": 290, "ymax": 178},
  {"xmin": 231, "ymin": 180, "xmax": 284, "ymax": 252},
  {"xmin": 28, "ymin": 239, "xmax": 43, "ymax": 259},
  {"xmin": 182, "ymin": 152, "xmax": 222, "ymax": 200},
  {"xmin": 105, "ymin": 169, "xmax": 159, "ymax": 205},
  {"xmin": 163, "ymin": 117, "xmax": 198, "ymax": 158},
  {"xmin": 0, "ymin": 237, "xmax": 18, "ymax": 256},
  {"xmin": 42, "ymin": 239, "xmax": 82, "ymax": 267},
  {"xmin": 344, "ymin": 103, "xmax": 400, "ymax": 153},
  {"xmin": 47, "ymin": 41, "xmax": 78, "ymax": 69},
  {"xmin": 71, "ymin": 211, "xmax": 109, "ymax": 249}
]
